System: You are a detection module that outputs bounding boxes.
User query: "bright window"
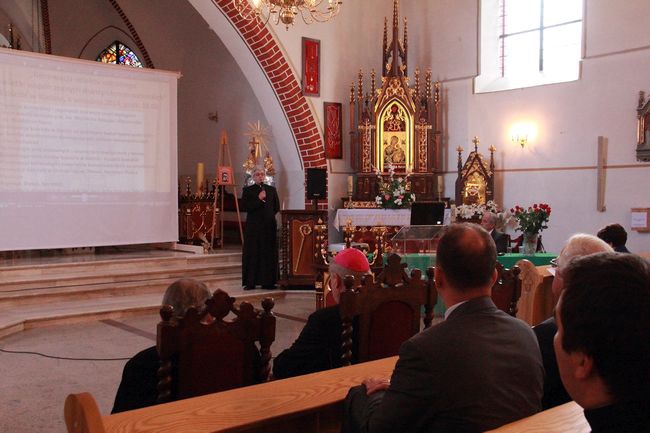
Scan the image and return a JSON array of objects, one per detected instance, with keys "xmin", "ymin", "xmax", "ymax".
[
  {"xmin": 475, "ymin": 0, "xmax": 583, "ymax": 93},
  {"xmin": 96, "ymin": 41, "xmax": 143, "ymax": 68}
]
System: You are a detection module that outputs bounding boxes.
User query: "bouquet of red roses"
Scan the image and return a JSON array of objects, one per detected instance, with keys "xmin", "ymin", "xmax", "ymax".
[{"xmin": 511, "ymin": 203, "xmax": 551, "ymax": 235}]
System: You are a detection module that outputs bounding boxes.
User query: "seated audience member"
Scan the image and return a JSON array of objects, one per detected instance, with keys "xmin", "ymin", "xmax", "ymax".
[
  {"xmin": 480, "ymin": 211, "xmax": 508, "ymax": 253},
  {"xmin": 342, "ymin": 223, "xmax": 543, "ymax": 433},
  {"xmin": 596, "ymin": 223, "xmax": 631, "ymax": 253},
  {"xmin": 534, "ymin": 234, "xmax": 612, "ymax": 409},
  {"xmin": 554, "ymin": 252, "xmax": 650, "ymax": 432},
  {"xmin": 272, "ymin": 247, "xmax": 370, "ymax": 379},
  {"xmin": 111, "ymin": 278, "xmax": 211, "ymax": 413}
]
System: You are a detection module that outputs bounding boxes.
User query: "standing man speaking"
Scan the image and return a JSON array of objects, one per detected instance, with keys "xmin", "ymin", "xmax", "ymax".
[{"xmin": 241, "ymin": 167, "xmax": 280, "ymax": 290}]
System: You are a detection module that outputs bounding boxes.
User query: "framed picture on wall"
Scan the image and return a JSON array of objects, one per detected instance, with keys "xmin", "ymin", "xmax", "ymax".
[
  {"xmin": 324, "ymin": 102, "xmax": 343, "ymax": 159},
  {"xmin": 217, "ymin": 166, "xmax": 234, "ymax": 185},
  {"xmin": 302, "ymin": 37, "xmax": 320, "ymax": 96}
]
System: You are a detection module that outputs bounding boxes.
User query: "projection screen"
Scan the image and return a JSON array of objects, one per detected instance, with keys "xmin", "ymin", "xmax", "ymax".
[{"xmin": 0, "ymin": 48, "xmax": 180, "ymax": 251}]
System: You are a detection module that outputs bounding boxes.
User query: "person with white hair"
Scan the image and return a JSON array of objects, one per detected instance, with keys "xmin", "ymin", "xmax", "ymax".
[
  {"xmin": 480, "ymin": 211, "xmax": 508, "ymax": 253},
  {"xmin": 111, "ymin": 278, "xmax": 211, "ymax": 413},
  {"xmin": 533, "ymin": 233, "xmax": 613, "ymax": 409},
  {"xmin": 241, "ymin": 166, "xmax": 280, "ymax": 290}
]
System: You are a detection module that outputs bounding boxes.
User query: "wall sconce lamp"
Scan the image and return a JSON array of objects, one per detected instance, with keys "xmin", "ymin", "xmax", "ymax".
[
  {"xmin": 510, "ymin": 122, "xmax": 536, "ymax": 149},
  {"xmin": 512, "ymin": 133, "xmax": 528, "ymax": 148}
]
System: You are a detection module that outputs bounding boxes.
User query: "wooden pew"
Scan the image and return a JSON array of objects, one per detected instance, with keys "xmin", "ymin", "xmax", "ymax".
[
  {"xmin": 65, "ymin": 356, "xmax": 398, "ymax": 433},
  {"xmin": 485, "ymin": 401, "xmax": 589, "ymax": 432},
  {"xmin": 516, "ymin": 261, "xmax": 555, "ymax": 326}
]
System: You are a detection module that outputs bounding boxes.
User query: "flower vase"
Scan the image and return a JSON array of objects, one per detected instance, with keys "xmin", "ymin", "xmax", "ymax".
[{"xmin": 522, "ymin": 233, "xmax": 539, "ymax": 255}]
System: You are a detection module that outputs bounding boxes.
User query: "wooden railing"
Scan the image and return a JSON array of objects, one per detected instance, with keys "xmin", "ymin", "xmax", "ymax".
[{"xmin": 65, "ymin": 357, "xmax": 398, "ymax": 433}]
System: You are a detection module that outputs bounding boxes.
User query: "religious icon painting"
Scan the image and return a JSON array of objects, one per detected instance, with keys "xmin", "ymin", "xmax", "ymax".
[
  {"xmin": 217, "ymin": 166, "xmax": 234, "ymax": 185},
  {"xmin": 324, "ymin": 102, "xmax": 343, "ymax": 159},
  {"xmin": 302, "ymin": 37, "xmax": 320, "ymax": 96}
]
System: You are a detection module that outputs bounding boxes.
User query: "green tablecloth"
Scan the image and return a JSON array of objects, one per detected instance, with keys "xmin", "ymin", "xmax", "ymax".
[
  {"xmin": 396, "ymin": 252, "xmax": 557, "ymax": 273},
  {"xmin": 389, "ymin": 252, "xmax": 557, "ymax": 316},
  {"xmin": 497, "ymin": 253, "xmax": 557, "ymax": 268}
]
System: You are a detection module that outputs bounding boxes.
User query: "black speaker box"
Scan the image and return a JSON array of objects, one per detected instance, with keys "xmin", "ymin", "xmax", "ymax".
[{"xmin": 306, "ymin": 168, "xmax": 327, "ymax": 199}]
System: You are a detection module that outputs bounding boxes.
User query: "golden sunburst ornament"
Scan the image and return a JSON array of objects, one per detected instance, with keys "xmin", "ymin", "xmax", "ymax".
[
  {"xmin": 243, "ymin": 120, "xmax": 275, "ymax": 185},
  {"xmin": 244, "ymin": 121, "xmax": 270, "ymax": 148}
]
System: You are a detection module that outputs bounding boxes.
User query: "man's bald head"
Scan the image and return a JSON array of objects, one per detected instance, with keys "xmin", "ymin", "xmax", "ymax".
[{"xmin": 436, "ymin": 223, "xmax": 497, "ymax": 291}]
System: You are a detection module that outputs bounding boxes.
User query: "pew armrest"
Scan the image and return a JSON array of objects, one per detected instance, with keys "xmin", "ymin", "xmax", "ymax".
[{"xmin": 64, "ymin": 392, "xmax": 107, "ymax": 433}]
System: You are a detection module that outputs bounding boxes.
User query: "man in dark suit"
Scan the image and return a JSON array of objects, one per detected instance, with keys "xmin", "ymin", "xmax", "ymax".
[
  {"xmin": 480, "ymin": 211, "xmax": 508, "ymax": 253},
  {"xmin": 272, "ymin": 247, "xmax": 370, "ymax": 379},
  {"xmin": 241, "ymin": 167, "xmax": 280, "ymax": 290},
  {"xmin": 533, "ymin": 233, "xmax": 612, "ymax": 410},
  {"xmin": 554, "ymin": 253, "xmax": 650, "ymax": 432},
  {"xmin": 111, "ymin": 278, "xmax": 211, "ymax": 413},
  {"xmin": 343, "ymin": 223, "xmax": 543, "ymax": 433}
]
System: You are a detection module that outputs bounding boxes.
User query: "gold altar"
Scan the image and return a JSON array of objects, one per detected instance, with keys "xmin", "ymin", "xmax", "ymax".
[{"xmin": 348, "ymin": 1, "xmax": 442, "ymax": 204}]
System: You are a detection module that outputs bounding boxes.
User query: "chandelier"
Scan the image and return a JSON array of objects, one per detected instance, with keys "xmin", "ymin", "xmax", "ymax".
[{"xmin": 233, "ymin": 0, "xmax": 343, "ymax": 29}]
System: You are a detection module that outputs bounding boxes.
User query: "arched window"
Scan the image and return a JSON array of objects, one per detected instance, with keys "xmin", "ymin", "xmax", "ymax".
[
  {"xmin": 96, "ymin": 41, "xmax": 143, "ymax": 68},
  {"xmin": 475, "ymin": 0, "xmax": 583, "ymax": 93}
]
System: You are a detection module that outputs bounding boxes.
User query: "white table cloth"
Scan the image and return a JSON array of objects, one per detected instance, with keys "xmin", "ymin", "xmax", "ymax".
[{"xmin": 333, "ymin": 209, "xmax": 411, "ymax": 231}]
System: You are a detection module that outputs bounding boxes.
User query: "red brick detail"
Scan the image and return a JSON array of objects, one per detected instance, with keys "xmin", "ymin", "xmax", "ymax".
[{"xmin": 213, "ymin": 0, "xmax": 326, "ymax": 210}]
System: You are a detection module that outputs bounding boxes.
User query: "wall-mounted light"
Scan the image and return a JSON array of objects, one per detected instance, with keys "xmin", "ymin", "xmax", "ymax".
[
  {"xmin": 512, "ymin": 133, "xmax": 528, "ymax": 148},
  {"xmin": 510, "ymin": 122, "xmax": 537, "ymax": 148}
]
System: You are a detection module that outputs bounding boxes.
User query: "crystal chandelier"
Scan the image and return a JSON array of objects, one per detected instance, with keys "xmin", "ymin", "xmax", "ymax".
[{"xmin": 233, "ymin": 0, "xmax": 343, "ymax": 29}]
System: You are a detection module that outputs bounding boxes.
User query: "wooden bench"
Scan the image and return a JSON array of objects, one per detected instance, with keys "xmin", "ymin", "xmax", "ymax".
[
  {"xmin": 66, "ymin": 355, "xmax": 591, "ymax": 433},
  {"xmin": 65, "ymin": 356, "xmax": 398, "ymax": 433},
  {"xmin": 486, "ymin": 401, "xmax": 589, "ymax": 432}
]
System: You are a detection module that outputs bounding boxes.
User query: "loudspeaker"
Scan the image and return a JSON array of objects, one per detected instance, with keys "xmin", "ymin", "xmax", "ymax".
[{"xmin": 306, "ymin": 168, "xmax": 327, "ymax": 199}]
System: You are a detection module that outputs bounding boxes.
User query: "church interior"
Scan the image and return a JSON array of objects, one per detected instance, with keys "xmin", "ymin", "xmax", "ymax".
[{"xmin": 1, "ymin": 0, "xmax": 649, "ymax": 432}]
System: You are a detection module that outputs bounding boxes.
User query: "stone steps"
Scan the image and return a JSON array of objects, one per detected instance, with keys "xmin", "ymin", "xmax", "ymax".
[
  {"xmin": 0, "ymin": 261, "xmax": 241, "ymax": 293},
  {"xmin": 0, "ymin": 249, "xmax": 281, "ymax": 339},
  {"xmin": 0, "ymin": 289, "xmax": 284, "ymax": 340}
]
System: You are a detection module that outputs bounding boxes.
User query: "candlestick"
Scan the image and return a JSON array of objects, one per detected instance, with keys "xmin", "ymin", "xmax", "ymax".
[
  {"xmin": 347, "ymin": 175, "xmax": 354, "ymax": 195},
  {"xmin": 196, "ymin": 162, "xmax": 205, "ymax": 195}
]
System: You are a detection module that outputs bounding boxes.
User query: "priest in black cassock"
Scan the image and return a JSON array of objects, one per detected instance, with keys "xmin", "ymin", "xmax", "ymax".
[{"xmin": 241, "ymin": 167, "xmax": 280, "ymax": 290}]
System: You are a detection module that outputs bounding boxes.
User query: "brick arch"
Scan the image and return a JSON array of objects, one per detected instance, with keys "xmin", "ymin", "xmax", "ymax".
[{"xmin": 213, "ymin": 1, "xmax": 327, "ymax": 206}]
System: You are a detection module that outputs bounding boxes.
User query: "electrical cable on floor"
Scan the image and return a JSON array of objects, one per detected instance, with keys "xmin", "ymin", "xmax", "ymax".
[{"xmin": 0, "ymin": 347, "xmax": 130, "ymax": 361}]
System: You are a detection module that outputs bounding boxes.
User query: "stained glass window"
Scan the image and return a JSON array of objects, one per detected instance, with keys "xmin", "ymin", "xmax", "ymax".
[{"xmin": 96, "ymin": 41, "xmax": 143, "ymax": 68}]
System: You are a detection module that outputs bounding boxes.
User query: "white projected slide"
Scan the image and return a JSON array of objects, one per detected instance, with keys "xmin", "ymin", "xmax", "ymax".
[{"xmin": 0, "ymin": 48, "xmax": 180, "ymax": 251}]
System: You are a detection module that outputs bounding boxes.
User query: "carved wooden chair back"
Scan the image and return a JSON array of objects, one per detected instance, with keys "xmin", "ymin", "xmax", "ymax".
[
  {"xmin": 339, "ymin": 254, "xmax": 437, "ymax": 365},
  {"xmin": 491, "ymin": 262, "xmax": 522, "ymax": 317},
  {"xmin": 515, "ymin": 259, "xmax": 543, "ymax": 325},
  {"xmin": 156, "ymin": 289, "xmax": 275, "ymax": 403}
]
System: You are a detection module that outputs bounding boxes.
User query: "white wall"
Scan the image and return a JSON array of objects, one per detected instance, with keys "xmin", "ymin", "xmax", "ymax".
[{"xmin": 388, "ymin": 0, "xmax": 650, "ymax": 253}]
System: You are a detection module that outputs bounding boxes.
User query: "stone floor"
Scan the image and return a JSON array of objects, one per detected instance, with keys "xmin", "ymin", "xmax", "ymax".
[{"xmin": 0, "ymin": 292, "xmax": 313, "ymax": 433}]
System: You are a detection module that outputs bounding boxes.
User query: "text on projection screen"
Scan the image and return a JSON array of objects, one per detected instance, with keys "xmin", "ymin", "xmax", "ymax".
[{"xmin": 0, "ymin": 49, "xmax": 180, "ymax": 251}]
